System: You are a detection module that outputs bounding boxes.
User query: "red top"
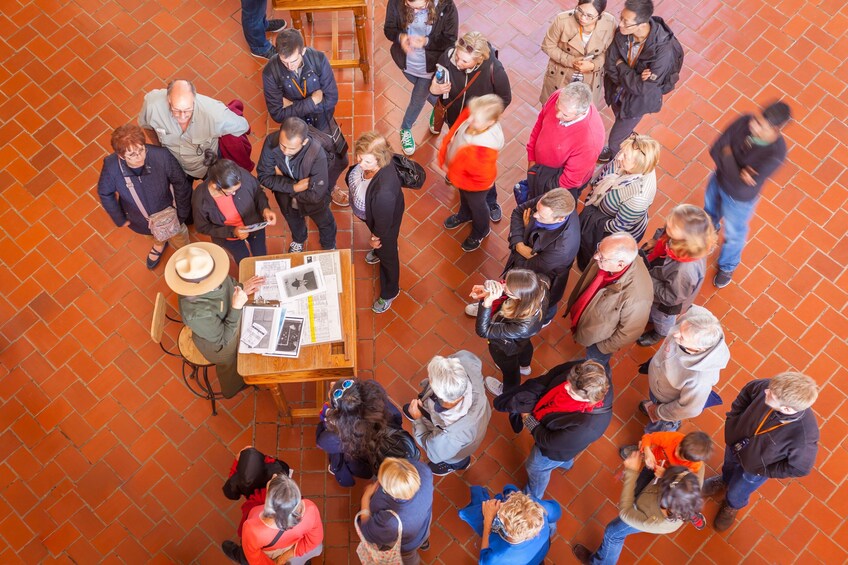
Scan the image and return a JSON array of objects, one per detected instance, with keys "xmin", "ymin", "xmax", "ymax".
[
  {"xmin": 640, "ymin": 431, "xmax": 703, "ymax": 474},
  {"xmin": 533, "ymin": 383, "xmax": 602, "ymax": 421},
  {"xmin": 213, "ymin": 194, "xmax": 244, "ymax": 240},
  {"xmin": 526, "ymin": 90, "xmax": 605, "ymax": 188},
  {"xmin": 647, "ymin": 235, "xmax": 700, "ymax": 263},
  {"xmin": 241, "ymin": 499, "xmax": 324, "ymax": 565},
  {"xmin": 438, "ymin": 108, "xmax": 500, "ymax": 191},
  {"xmin": 569, "ymin": 264, "xmax": 630, "ymax": 331}
]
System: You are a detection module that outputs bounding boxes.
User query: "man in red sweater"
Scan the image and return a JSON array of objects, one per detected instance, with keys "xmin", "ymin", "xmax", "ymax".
[{"xmin": 526, "ymin": 82, "xmax": 605, "ymax": 202}]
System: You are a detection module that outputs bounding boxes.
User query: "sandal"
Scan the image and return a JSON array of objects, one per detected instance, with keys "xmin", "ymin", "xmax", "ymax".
[
  {"xmin": 146, "ymin": 242, "xmax": 168, "ymax": 269},
  {"xmin": 331, "ymin": 186, "xmax": 349, "ymax": 207}
]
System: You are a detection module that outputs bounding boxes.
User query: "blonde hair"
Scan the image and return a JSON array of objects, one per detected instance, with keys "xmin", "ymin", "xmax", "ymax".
[
  {"xmin": 768, "ymin": 372, "xmax": 819, "ymax": 411},
  {"xmin": 377, "ymin": 458, "xmax": 421, "ymax": 500},
  {"xmin": 467, "ymin": 94, "xmax": 505, "ymax": 123},
  {"xmin": 499, "ymin": 491, "xmax": 545, "ymax": 542},
  {"xmin": 620, "ymin": 134, "xmax": 660, "ymax": 174},
  {"xmin": 353, "ymin": 131, "xmax": 395, "ymax": 168},
  {"xmin": 457, "ymin": 31, "xmax": 491, "ymax": 61},
  {"xmin": 499, "ymin": 269, "xmax": 546, "ymax": 320},
  {"xmin": 665, "ymin": 204, "xmax": 717, "ymax": 259}
]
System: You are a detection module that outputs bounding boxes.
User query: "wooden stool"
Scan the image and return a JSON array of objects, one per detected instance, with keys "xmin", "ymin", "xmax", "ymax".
[{"xmin": 272, "ymin": 0, "xmax": 370, "ymax": 83}]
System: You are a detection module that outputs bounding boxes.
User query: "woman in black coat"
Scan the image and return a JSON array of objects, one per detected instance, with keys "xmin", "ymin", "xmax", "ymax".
[
  {"xmin": 354, "ymin": 132, "xmax": 406, "ymax": 314},
  {"xmin": 383, "ymin": 0, "xmax": 458, "ymax": 155},
  {"xmin": 193, "ymin": 152, "xmax": 276, "ymax": 265}
]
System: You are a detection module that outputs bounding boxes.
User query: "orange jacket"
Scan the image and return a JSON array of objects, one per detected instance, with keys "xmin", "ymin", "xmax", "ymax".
[
  {"xmin": 640, "ymin": 431, "xmax": 703, "ymax": 474},
  {"xmin": 438, "ymin": 108, "xmax": 500, "ymax": 191}
]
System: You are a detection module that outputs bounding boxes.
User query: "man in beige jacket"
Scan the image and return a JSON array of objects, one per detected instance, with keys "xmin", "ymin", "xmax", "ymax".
[{"xmin": 566, "ymin": 232, "xmax": 653, "ymax": 368}]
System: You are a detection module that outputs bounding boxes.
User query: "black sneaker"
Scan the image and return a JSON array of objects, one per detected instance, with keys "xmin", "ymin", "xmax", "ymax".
[
  {"xmin": 420, "ymin": 538, "xmax": 431, "ymax": 551},
  {"xmin": 365, "ymin": 250, "xmax": 380, "ymax": 264},
  {"xmin": 266, "ymin": 19, "xmax": 288, "ymax": 33},
  {"xmin": 221, "ymin": 540, "xmax": 242, "ymax": 563},
  {"xmin": 572, "ymin": 543, "xmax": 594, "ymax": 565},
  {"xmin": 489, "ymin": 204, "xmax": 502, "ymax": 222},
  {"xmin": 637, "ymin": 330, "xmax": 663, "ymax": 347},
  {"xmin": 443, "ymin": 214, "xmax": 470, "ymax": 230},
  {"xmin": 428, "ymin": 461, "xmax": 456, "ymax": 476},
  {"xmin": 713, "ymin": 269, "xmax": 734, "ymax": 288},
  {"xmin": 597, "ymin": 146, "xmax": 613, "ymax": 163},
  {"xmin": 251, "ymin": 47, "xmax": 276, "ymax": 60},
  {"xmin": 461, "ymin": 233, "xmax": 488, "ymax": 252}
]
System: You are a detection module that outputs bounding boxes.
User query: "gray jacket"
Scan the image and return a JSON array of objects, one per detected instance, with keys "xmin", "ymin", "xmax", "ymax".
[
  {"xmin": 648, "ymin": 255, "xmax": 706, "ymax": 315},
  {"xmin": 649, "ymin": 306, "xmax": 730, "ymax": 421},
  {"xmin": 411, "ymin": 350, "xmax": 491, "ymax": 464}
]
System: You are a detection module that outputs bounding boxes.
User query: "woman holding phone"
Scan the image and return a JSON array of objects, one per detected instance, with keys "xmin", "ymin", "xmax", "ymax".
[{"xmin": 193, "ymin": 151, "xmax": 277, "ymax": 265}]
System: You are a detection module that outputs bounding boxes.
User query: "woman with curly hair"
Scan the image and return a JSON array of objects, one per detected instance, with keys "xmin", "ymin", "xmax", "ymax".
[
  {"xmin": 316, "ymin": 378, "xmax": 407, "ymax": 487},
  {"xmin": 637, "ymin": 204, "xmax": 717, "ymax": 346}
]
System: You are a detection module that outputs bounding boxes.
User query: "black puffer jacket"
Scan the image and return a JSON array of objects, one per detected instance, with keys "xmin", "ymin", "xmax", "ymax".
[
  {"xmin": 475, "ymin": 281, "xmax": 549, "ymax": 356},
  {"xmin": 724, "ymin": 379, "xmax": 819, "ymax": 479},
  {"xmin": 384, "ymin": 0, "xmax": 458, "ymax": 74},
  {"xmin": 603, "ymin": 16, "xmax": 677, "ymax": 118},
  {"xmin": 365, "ymin": 162, "xmax": 405, "ymax": 242},
  {"xmin": 494, "ymin": 361, "xmax": 613, "ymax": 462}
]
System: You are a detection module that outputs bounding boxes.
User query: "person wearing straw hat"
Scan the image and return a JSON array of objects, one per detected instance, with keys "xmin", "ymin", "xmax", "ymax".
[{"xmin": 165, "ymin": 242, "xmax": 264, "ymax": 398}]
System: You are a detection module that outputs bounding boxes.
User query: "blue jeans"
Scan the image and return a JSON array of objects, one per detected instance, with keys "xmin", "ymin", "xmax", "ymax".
[
  {"xmin": 525, "ymin": 445, "xmax": 573, "ymax": 499},
  {"xmin": 241, "ymin": 0, "xmax": 273, "ymax": 55},
  {"xmin": 212, "ymin": 230, "xmax": 267, "ymax": 265},
  {"xmin": 401, "ymin": 72, "xmax": 437, "ymax": 130},
  {"xmin": 703, "ymin": 173, "xmax": 759, "ymax": 272},
  {"xmin": 586, "ymin": 343, "xmax": 612, "ymax": 370},
  {"xmin": 720, "ymin": 447, "xmax": 768, "ymax": 509},
  {"xmin": 643, "ymin": 390, "xmax": 681, "ymax": 433},
  {"xmin": 591, "ymin": 517, "xmax": 642, "ymax": 565}
]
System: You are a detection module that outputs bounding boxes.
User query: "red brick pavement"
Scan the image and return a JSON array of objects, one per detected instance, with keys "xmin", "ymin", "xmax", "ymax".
[{"xmin": 0, "ymin": 0, "xmax": 846, "ymax": 563}]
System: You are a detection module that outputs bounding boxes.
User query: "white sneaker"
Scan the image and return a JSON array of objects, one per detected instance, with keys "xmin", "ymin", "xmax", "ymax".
[
  {"xmin": 485, "ymin": 377, "xmax": 503, "ymax": 396},
  {"xmin": 520, "ymin": 366, "xmax": 531, "ymax": 376},
  {"xmin": 464, "ymin": 303, "xmax": 479, "ymax": 317}
]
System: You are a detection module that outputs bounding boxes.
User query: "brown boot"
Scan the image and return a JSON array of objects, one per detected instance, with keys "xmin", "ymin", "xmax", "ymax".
[
  {"xmin": 701, "ymin": 476, "xmax": 726, "ymax": 497},
  {"xmin": 572, "ymin": 543, "xmax": 594, "ymax": 564},
  {"xmin": 714, "ymin": 501, "xmax": 738, "ymax": 532}
]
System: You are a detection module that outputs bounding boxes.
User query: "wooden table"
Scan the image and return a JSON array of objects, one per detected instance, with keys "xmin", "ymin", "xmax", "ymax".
[
  {"xmin": 239, "ymin": 249, "xmax": 356, "ymax": 423},
  {"xmin": 272, "ymin": 0, "xmax": 370, "ymax": 83}
]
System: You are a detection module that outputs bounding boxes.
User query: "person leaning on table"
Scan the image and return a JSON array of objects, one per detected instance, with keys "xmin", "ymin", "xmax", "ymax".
[{"xmin": 164, "ymin": 242, "xmax": 264, "ymax": 398}]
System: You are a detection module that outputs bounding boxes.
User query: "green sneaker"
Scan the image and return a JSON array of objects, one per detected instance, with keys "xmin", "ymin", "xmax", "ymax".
[
  {"xmin": 429, "ymin": 109, "xmax": 439, "ymax": 134},
  {"xmin": 400, "ymin": 129, "xmax": 415, "ymax": 156},
  {"xmin": 372, "ymin": 295, "xmax": 397, "ymax": 314}
]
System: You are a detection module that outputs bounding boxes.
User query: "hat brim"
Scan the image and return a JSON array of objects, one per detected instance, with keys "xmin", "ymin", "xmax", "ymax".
[{"xmin": 164, "ymin": 242, "xmax": 231, "ymax": 296}]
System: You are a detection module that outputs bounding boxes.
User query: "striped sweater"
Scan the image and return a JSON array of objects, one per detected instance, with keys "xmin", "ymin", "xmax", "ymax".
[{"xmin": 594, "ymin": 161, "xmax": 657, "ymax": 238}]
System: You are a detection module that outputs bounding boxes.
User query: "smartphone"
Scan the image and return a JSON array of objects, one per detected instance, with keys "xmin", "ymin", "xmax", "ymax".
[{"xmin": 243, "ymin": 222, "xmax": 269, "ymax": 233}]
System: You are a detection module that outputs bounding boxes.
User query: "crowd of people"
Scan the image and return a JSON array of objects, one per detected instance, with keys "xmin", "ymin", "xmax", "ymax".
[{"xmin": 92, "ymin": 0, "xmax": 820, "ymax": 563}]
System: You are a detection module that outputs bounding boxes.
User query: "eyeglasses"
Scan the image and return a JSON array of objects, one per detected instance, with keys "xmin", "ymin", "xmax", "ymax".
[
  {"xmin": 620, "ymin": 20, "xmax": 640, "ymax": 28},
  {"xmin": 456, "ymin": 37, "xmax": 476, "ymax": 54},
  {"xmin": 331, "ymin": 379, "xmax": 355, "ymax": 405},
  {"xmin": 122, "ymin": 146, "xmax": 146, "ymax": 159},
  {"xmin": 575, "ymin": 6, "xmax": 599, "ymax": 20},
  {"xmin": 170, "ymin": 106, "xmax": 194, "ymax": 116}
]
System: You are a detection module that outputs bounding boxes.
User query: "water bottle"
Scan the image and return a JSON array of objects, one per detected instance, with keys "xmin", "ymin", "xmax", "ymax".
[{"xmin": 435, "ymin": 69, "xmax": 446, "ymax": 83}]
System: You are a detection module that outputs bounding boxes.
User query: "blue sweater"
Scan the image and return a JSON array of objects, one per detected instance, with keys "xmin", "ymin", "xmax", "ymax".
[{"xmin": 360, "ymin": 459, "xmax": 434, "ymax": 553}]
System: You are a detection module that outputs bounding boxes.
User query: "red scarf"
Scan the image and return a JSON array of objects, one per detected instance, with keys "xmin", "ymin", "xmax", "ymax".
[
  {"xmin": 647, "ymin": 235, "xmax": 700, "ymax": 263},
  {"xmin": 569, "ymin": 264, "xmax": 630, "ymax": 331},
  {"xmin": 533, "ymin": 384, "xmax": 603, "ymax": 421}
]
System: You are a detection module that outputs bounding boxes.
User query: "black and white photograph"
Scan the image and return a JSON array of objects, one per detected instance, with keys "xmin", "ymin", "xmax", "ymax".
[{"xmin": 270, "ymin": 316, "xmax": 304, "ymax": 358}]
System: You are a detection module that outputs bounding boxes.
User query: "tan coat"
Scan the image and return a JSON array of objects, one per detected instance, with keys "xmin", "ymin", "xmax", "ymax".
[
  {"xmin": 539, "ymin": 10, "xmax": 617, "ymax": 105},
  {"xmin": 566, "ymin": 258, "xmax": 653, "ymax": 354}
]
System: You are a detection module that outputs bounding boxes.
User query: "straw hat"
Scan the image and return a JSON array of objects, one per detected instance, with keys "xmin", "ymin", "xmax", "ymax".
[{"xmin": 164, "ymin": 242, "xmax": 230, "ymax": 296}]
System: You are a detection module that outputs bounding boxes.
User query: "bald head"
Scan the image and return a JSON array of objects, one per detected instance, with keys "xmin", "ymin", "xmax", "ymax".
[
  {"xmin": 167, "ymin": 80, "xmax": 196, "ymax": 127},
  {"xmin": 595, "ymin": 232, "xmax": 638, "ymax": 272}
]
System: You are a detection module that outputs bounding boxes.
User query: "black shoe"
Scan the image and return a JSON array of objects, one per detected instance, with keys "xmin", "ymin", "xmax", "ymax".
[
  {"xmin": 428, "ymin": 461, "xmax": 456, "ymax": 476},
  {"xmin": 509, "ymin": 413, "xmax": 524, "ymax": 433},
  {"xmin": 266, "ymin": 19, "xmax": 288, "ymax": 33},
  {"xmin": 597, "ymin": 146, "xmax": 613, "ymax": 163},
  {"xmin": 146, "ymin": 242, "xmax": 168, "ymax": 269},
  {"xmin": 638, "ymin": 357, "xmax": 652, "ymax": 374},
  {"xmin": 420, "ymin": 538, "xmax": 430, "ymax": 551},
  {"xmin": 489, "ymin": 204, "xmax": 502, "ymax": 222},
  {"xmin": 444, "ymin": 214, "xmax": 470, "ymax": 230},
  {"xmin": 713, "ymin": 269, "xmax": 734, "ymax": 288},
  {"xmin": 619, "ymin": 444, "xmax": 638, "ymax": 460},
  {"xmin": 638, "ymin": 400, "xmax": 650, "ymax": 417},
  {"xmin": 251, "ymin": 47, "xmax": 276, "ymax": 60},
  {"xmin": 572, "ymin": 543, "xmax": 594, "ymax": 565},
  {"xmin": 401, "ymin": 403, "xmax": 415, "ymax": 422},
  {"xmin": 637, "ymin": 330, "xmax": 663, "ymax": 347},
  {"xmin": 691, "ymin": 512, "xmax": 707, "ymax": 530},
  {"xmin": 221, "ymin": 540, "xmax": 242, "ymax": 563},
  {"xmin": 461, "ymin": 233, "xmax": 488, "ymax": 252}
]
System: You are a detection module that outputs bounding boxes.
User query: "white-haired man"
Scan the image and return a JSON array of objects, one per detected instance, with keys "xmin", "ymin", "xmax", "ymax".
[
  {"xmin": 403, "ymin": 351, "xmax": 491, "ymax": 476},
  {"xmin": 566, "ymin": 232, "xmax": 653, "ymax": 368}
]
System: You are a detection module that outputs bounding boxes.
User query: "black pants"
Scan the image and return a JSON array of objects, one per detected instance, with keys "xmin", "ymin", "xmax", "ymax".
[
  {"xmin": 608, "ymin": 100, "xmax": 645, "ymax": 155},
  {"xmin": 376, "ymin": 236, "xmax": 400, "ymax": 299},
  {"xmin": 456, "ymin": 188, "xmax": 491, "ymax": 240},
  {"xmin": 489, "ymin": 340, "xmax": 534, "ymax": 391},
  {"xmin": 212, "ymin": 230, "xmax": 267, "ymax": 265},
  {"xmin": 276, "ymin": 195, "xmax": 337, "ymax": 249},
  {"xmin": 328, "ymin": 152, "xmax": 349, "ymax": 189}
]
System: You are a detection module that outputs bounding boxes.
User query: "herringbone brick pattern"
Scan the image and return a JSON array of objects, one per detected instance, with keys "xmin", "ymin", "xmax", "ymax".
[{"xmin": 0, "ymin": 0, "xmax": 845, "ymax": 563}]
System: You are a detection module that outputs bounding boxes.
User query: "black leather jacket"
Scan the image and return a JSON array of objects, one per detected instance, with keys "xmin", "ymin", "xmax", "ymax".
[{"xmin": 475, "ymin": 282, "xmax": 549, "ymax": 356}]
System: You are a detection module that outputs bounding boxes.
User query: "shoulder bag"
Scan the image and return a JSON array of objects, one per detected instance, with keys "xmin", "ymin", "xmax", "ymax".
[
  {"xmin": 120, "ymin": 163, "xmax": 182, "ymax": 241},
  {"xmin": 354, "ymin": 509, "xmax": 403, "ymax": 565}
]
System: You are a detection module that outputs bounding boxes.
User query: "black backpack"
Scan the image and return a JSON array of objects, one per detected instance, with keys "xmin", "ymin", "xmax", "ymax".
[
  {"xmin": 661, "ymin": 34, "xmax": 684, "ymax": 95},
  {"xmin": 392, "ymin": 154, "xmax": 426, "ymax": 189},
  {"xmin": 381, "ymin": 428, "xmax": 421, "ymax": 462}
]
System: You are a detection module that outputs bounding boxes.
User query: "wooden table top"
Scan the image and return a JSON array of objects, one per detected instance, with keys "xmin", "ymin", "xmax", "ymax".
[
  {"xmin": 237, "ymin": 249, "xmax": 356, "ymax": 383},
  {"xmin": 272, "ymin": 0, "xmax": 366, "ymax": 10}
]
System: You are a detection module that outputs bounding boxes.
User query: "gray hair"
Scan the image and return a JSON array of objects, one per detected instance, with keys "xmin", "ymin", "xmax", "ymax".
[
  {"xmin": 427, "ymin": 355, "xmax": 470, "ymax": 402},
  {"xmin": 558, "ymin": 82, "xmax": 592, "ymax": 115},
  {"xmin": 166, "ymin": 79, "xmax": 196, "ymax": 97},
  {"xmin": 601, "ymin": 232, "xmax": 638, "ymax": 264},
  {"xmin": 680, "ymin": 310, "xmax": 723, "ymax": 350},
  {"xmin": 262, "ymin": 474, "xmax": 303, "ymax": 531}
]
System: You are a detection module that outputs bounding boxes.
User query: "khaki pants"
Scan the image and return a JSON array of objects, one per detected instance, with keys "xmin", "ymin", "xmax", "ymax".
[{"xmin": 151, "ymin": 223, "xmax": 190, "ymax": 248}]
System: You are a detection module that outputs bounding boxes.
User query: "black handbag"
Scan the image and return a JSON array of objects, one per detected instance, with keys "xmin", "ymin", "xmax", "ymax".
[{"xmin": 392, "ymin": 155, "xmax": 426, "ymax": 189}]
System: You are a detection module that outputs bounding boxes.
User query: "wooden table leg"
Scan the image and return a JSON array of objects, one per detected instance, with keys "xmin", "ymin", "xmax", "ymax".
[
  {"xmin": 353, "ymin": 7, "xmax": 369, "ymax": 84},
  {"xmin": 290, "ymin": 10, "xmax": 304, "ymax": 32},
  {"xmin": 267, "ymin": 384, "xmax": 292, "ymax": 425}
]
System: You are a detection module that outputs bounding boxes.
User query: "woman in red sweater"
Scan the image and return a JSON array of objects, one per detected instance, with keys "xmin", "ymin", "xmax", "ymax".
[
  {"xmin": 222, "ymin": 474, "xmax": 324, "ymax": 565},
  {"xmin": 439, "ymin": 94, "xmax": 505, "ymax": 252}
]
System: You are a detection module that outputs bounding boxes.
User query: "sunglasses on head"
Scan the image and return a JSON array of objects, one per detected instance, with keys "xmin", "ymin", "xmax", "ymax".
[
  {"xmin": 456, "ymin": 37, "xmax": 475, "ymax": 54},
  {"xmin": 332, "ymin": 379, "xmax": 355, "ymax": 406},
  {"xmin": 628, "ymin": 133, "xmax": 646, "ymax": 158}
]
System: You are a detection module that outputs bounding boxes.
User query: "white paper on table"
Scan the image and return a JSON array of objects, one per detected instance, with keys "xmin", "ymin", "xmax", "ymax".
[
  {"xmin": 254, "ymin": 259, "xmax": 291, "ymax": 302},
  {"xmin": 284, "ymin": 276, "xmax": 342, "ymax": 345},
  {"xmin": 275, "ymin": 262, "xmax": 326, "ymax": 302},
  {"xmin": 304, "ymin": 251, "xmax": 343, "ymax": 294},
  {"xmin": 238, "ymin": 306, "xmax": 283, "ymax": 354},
  {"xmin": 266, "ymin": 316, "xmax": 304, "ymax": 358}
]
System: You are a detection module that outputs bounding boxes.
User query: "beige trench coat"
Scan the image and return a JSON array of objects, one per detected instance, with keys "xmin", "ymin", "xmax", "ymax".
[{"xmin": 539, "ymin": 10, "xmax": 617, "ymax": 105}]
